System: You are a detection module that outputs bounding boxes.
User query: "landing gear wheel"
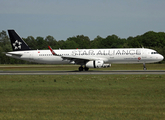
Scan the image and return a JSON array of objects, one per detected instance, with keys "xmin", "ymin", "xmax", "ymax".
[
  {"xmin": 143, "ymin": 67, "xmax": 147, "ymax": 70},
  {"xmin": 79, "ymin": 66, "xmax": 83, "ymax": 71},
  {"xmin": 84, "ymin": 67, "xmax": 89, "ymax": 71}
]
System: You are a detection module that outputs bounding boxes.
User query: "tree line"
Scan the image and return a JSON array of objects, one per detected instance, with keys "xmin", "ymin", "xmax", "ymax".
[{"xmin": 0, "ymin": 30, "xmax": 165, "ymax": 64}]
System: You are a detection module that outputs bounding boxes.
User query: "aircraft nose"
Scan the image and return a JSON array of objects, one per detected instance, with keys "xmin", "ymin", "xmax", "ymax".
[{"xmin": 159, "ymin": 55, "xmax": 164, "ymax": 61}]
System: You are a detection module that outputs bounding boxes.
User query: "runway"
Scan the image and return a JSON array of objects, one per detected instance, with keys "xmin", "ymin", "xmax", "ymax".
[{"xmin": 0, "ymin": 70, "xmax": 165, "ymax": 75}]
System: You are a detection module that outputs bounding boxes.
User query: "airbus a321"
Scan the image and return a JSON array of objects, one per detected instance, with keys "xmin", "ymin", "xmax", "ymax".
[{"xmin": 6, "ymin": 30, "xmax": 164, "ymax": 71}]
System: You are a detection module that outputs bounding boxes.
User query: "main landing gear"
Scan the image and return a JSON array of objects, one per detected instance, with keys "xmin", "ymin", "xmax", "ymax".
[
  {"xmin": 79, "ymin": 66, "xmax": 89, "ymax": 71},
  {"xmin": 143, "ymin": 63, "xmax": 147, "ymax": 70}
]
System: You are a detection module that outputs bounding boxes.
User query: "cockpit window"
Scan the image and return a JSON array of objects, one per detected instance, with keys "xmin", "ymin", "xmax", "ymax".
[{"xmin": 151, "ymin": 52, "xmax": 158, "ymax": 54}]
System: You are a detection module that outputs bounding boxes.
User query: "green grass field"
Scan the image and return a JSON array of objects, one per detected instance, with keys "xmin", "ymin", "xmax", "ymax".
[{"xmin": 0, "ymin": 64, "xmax": 165, "ymax": 119}]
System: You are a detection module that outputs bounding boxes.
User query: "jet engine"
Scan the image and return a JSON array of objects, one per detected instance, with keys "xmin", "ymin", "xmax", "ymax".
[{"xmin": 85, "ymin": 60, "xmax": 111, "ymax": 68}]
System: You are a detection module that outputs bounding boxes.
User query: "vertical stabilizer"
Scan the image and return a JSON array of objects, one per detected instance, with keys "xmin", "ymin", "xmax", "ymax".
[{"xmin": 8, "ymin": 30, "xmax": 31, "ymax": 51}]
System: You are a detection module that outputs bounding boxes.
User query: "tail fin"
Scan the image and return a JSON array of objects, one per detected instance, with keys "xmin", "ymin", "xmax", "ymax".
[{"xmin": 8, "ymin": 30, "xmax": 31, "ymax": 51}]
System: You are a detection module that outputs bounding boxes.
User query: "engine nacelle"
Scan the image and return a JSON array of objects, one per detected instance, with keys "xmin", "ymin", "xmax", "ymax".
[{"xmin": 86, "ymin": 60, "xmax": 111, "ymax": 68}]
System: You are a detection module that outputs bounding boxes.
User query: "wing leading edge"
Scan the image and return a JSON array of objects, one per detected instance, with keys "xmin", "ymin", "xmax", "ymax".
[{"xmin": 48, "ymin": 46, "xmax": 102, "ymax": 65}]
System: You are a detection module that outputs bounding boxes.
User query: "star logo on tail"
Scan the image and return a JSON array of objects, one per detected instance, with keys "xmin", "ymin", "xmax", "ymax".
[{"xmin": 13, "ymin": 40, "xmax": 22, "ymax": 50}]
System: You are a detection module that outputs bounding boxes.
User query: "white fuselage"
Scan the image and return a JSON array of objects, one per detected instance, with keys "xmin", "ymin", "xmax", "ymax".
[{"xmin": 6, "ymin": 48, "xmax": 164, "ymax": 64}]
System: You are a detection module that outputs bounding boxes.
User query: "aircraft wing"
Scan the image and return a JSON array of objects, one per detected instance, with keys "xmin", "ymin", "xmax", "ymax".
[
  {"xmin": 61, "ymin": 55, "xmax": 95, "ymax": 61},
  {"xmin": 48, "ymin": 46, "xmax": 105, "ymax": 64},
  {"xmin": 62, "ymin": 55, "xmax": 94, "ymax": 64}
]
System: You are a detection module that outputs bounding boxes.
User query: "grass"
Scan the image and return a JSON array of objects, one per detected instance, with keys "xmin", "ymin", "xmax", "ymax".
[
  {"xmin": 0, "ymin": 63, "xmax": 165, "ymax": 71},
  {"xmin": 0, "ymin": 75, "xmax": 165, "ymax": 119}
]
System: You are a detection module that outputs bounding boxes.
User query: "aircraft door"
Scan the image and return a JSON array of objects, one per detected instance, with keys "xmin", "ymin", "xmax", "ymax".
[
  {"xmin": 142, "ymin": 49, "xmax": 147, "ymax": 59},
  {"xmin": 29, "ymin": 52, "xmax": 34, "ymax": 62}
]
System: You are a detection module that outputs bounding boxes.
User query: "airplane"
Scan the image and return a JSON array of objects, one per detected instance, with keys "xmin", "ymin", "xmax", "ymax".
[{"xmin": 6, "ymin": 30, "xmax": 164, "ymax": 71}]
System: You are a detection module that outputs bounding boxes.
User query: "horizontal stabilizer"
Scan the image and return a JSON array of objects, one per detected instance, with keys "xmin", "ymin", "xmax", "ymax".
[{"xmin": 6, "ymin": 52, "xmax": 23, "ymax": 57}]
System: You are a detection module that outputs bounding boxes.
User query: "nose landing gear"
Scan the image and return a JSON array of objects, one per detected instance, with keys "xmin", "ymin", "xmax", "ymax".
[{"xmin": 143, "ymin": 63, "xmax": 147, "ymax": 70}]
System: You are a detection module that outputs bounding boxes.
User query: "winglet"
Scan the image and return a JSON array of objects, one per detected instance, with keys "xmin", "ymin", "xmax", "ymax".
[{"xmin": 48, "ymin": 46, "xmax": 57, "ymax": 55}]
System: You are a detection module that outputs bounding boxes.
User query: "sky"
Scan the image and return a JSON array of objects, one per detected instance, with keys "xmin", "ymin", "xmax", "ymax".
[{"xmin": 0, "ymin": 0, "xmax": 165, "ymax": 40}]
